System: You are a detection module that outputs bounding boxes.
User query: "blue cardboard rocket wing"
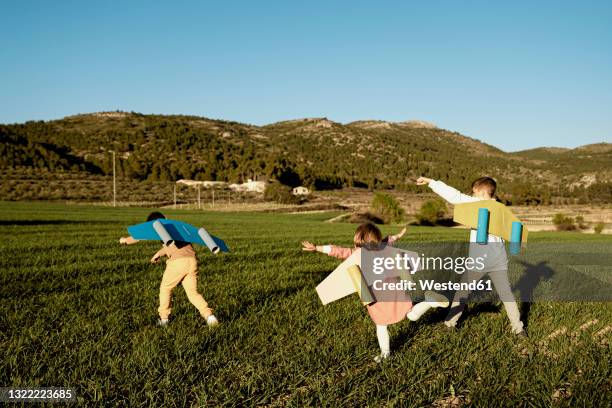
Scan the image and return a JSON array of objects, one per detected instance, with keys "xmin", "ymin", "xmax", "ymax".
[{"xmin": 127, "ymin": 219, "xmax": 228, "ymax": 254}]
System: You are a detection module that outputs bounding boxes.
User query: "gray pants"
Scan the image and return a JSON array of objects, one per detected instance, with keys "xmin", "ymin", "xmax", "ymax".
[{"xmin": 444, "ymin": 269, "xmax": 524, "ymax": 333}]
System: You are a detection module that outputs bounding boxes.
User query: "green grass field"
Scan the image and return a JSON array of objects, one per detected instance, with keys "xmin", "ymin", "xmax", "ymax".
[{"xmin": 1, "ymin": 202, "xmax": 610, "ymax": 407}]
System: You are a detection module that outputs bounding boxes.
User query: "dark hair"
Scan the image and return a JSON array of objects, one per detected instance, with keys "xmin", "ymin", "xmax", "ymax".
[
  {"xmin": 471, "ymin": 177, "xmax": 497, "ymax": 197},
  {"xmin": 146, "ymin": 211, "xmax": 166, "ymax": 221},
  {"xmin": 353, "ymin": 222, "xmax": 383, "ymax": 248}
]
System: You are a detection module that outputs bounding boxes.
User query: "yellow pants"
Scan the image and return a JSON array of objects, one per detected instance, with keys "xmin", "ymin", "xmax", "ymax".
[{"xmin": 158, "ymin": 257, "xmax": 213, "ymax": 320}]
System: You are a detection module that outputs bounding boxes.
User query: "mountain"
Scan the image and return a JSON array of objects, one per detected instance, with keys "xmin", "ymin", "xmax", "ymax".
[
  {"xmin": 1, "ymin": 111, "xmax": 610, "ymax": 204},
  {"xmin": 511, "ymin": 144, "xmax": 612, "ymax": 178}
]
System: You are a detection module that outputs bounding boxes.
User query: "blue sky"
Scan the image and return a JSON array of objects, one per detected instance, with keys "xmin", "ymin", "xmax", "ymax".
[{"xmin": 1, "ymin": 1, "xmax": 610, "ymax": 151}]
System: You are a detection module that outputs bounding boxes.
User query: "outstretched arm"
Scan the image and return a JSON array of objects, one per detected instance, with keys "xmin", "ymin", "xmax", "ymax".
[
  {"xmin": 302, "ymin": 241, "xmax": 353, "ymax": 260},
  {"xmin": 119, "ymin": 236, "xmax": 140, "ymax": 245},
  {"xmin": 416, "ymin": 177, "xmax": 479, "ymax": 205}
]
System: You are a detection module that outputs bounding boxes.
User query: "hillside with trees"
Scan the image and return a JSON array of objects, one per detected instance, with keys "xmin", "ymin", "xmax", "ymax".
[{"xmin": 1, "ymin": 111, "xmax": 610, "ymax": 203}]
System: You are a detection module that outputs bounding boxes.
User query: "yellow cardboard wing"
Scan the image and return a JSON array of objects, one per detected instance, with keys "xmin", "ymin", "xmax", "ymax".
[
  {"xmin": 347, "ymin": 265, "xmax": 376, "ymax": 305},
  {"xmin": 453, "ymin": 200, "xmax": 528, "ymax": 243},
  {"xmin": 315, "ymin": 247, "xmax": 422, "ymax": 305},
  {"xmin": 315, "ymin": 249, "xmax": 363, "ymax": 305}
]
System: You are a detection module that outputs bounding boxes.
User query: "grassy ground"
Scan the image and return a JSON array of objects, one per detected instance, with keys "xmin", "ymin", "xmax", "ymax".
[{"xmin": 0, "ymin": 202, "xmax": 610, "ymax": 407}]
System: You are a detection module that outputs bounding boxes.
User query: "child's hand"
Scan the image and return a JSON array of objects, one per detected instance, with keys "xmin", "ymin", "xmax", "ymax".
[
  {"xmin": 150, "ymin": 254, "xmax": 161, "ymax": 264},
  {"xmin": 119, "ymin": 236, "xmax": 138, "ymax": 245},
  {"xmin": 302, "ymin": 241, "xmax": 317, "ymax": 252},
  {"xmin": 388, "ymin": 227, "xmax": 407, "ymax": 243},
  {"xmin": 416, "ymin": 177, "xmax": 433, "ymax": 185}
]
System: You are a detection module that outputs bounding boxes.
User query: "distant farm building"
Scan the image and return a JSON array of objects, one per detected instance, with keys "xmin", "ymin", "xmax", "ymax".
[
  {"xmin": 292, "ymin": 186, "xmax": 310, "ymax": 196},
  {"xmin": 229, "ymin": 179, "xmax": 266, "ymax": 193},
  {"xmin": 176, "ymin": 179, "xmax": 228, "ymax": 189}
]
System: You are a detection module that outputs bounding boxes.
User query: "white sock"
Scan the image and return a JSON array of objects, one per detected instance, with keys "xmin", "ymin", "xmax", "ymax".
[
  {"xmin": 376, "ymin": 325, "xmax": 390, "ymax": 356},
  {"xmin": 407, "ymin": 292, "xmax": 450, "ymax": 321},
  {"xmin": 407, "ymin": 302, "xmax": 434, "ymax": 321}
]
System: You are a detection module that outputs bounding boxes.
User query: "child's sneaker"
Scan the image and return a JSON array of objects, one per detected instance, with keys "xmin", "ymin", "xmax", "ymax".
[
  {"xmin": 206, "ymin": 315, "xmax": 219, "ymax": 327},
  {"xmin": 424, "ymin": 291, "xmax": 450, "ymax": 308},
  {"xmin": 373, "ymin": 352, "xmax": 390, "ymax": 363},
  {"xmin": 157, "ymin": 318, "xmax": 169, "ymax": 327}
]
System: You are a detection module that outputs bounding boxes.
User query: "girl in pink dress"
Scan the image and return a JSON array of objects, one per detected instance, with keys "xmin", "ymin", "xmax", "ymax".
[{"xmin": 303, "ymin": 223, "xmax": 448, "ymax": 362}]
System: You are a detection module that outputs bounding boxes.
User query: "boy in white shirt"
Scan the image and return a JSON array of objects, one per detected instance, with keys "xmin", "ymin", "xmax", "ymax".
[{"xmin": 416, "ymin": 176, "xmax": 526, "ymax": 336}]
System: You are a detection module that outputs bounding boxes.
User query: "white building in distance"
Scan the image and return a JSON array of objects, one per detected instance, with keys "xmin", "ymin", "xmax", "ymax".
[
  {"xmin": 176, "ymin": 179, "xmax": 228, "ymax": 188},
  {"xmin": 292, "ymin": 186, "xmax": 310, "ymax": 195},
  {"xmin": 229, "ymin": 179, "xmax": 267, "ymax": 193}
]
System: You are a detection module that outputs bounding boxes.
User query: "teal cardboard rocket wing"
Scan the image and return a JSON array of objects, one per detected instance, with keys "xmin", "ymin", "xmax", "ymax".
[{"xmin": 127, "ymin": 219, "xmax": 228, "ymax": 253}]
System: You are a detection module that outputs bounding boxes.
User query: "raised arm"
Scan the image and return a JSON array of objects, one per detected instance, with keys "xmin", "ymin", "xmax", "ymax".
[
  {"xmin": 385, "ymin": 227, "xmax": 407, "ymax": 244},
  {"xmin": 417, "ymin": 177, "xmax": 479, "ymax": 205}
]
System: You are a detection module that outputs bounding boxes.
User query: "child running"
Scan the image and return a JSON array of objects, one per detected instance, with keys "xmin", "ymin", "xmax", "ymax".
[
  {"xmin": 417, "ymin": 176, "xmax": 526, "ymax": 336},
  {"xmin": 119, "ymin": 212, "xmax": 219, "ymax": 327},
  {"xmin": 303, "ymin": 223, "xmax": 448, "ymax": 362}
]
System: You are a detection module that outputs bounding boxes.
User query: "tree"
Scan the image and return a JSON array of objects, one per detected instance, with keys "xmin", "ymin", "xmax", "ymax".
[
  {"xmin": 371, "ymin": 192, "xmax": 404, "ymax": 224},
  {"xmin": 263, "ymin": 182, "xmax": 300, "ymax": 204},
  {"xmin": 416, "ymin": 199, "xmax": 448, "ymax": 225},
  {"xmin": 552, "ymin": 213, "xmax": 576, "ymax": 231}
]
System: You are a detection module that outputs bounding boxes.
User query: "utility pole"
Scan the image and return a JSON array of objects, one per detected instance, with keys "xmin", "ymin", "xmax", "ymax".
[
  {"xmin": 212, "ymin": 189, "xmax": 215, "ymax": 208},
  {"xmin": 112, "ymin": 151, "xmax": 116, "ymax": 207},
  {"xmin": 173, "ymin": 183, "xmax": 177, "ymax": 209},
  {"xmin": 197, "ymin": 184, "xmax": 201, "ymax": 210}
]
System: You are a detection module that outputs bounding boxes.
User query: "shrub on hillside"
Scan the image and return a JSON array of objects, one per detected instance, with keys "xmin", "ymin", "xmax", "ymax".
[
  {"xmin": 371, "ymin": 192, "xmax": 405, "ymax": 224},
  {"xmin": 348, "ymin": 211, "xmax": 385, "ymax": 225},
  {"xmin": 263, "ymin": 182, "xmax": 300, "ymax": 205},
  {"xmin": 552, "ymin": 213, "xmax": 577, "ymax": 231},
  {"xmin": 416, "ymin": 199, "xmax": 448, "ymax": 225},
  {"xmin": 594, "ymin": 222, "xmax": 605, "ymax": 234},
  {"xmin": 575, "ymin": 215, "xmax": 589, "ymax": 230}
]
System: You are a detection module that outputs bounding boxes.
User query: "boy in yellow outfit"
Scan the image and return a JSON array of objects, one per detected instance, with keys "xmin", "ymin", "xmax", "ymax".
[{"xmin": 120, "ymin": 212, "xmax": 219, "ymax": 327}]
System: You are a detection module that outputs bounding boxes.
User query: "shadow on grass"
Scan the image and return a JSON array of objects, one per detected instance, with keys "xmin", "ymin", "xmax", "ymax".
[
  {"xmin": 221, "ymin": 285, "xmax": 310, "ymax": 320},
  {"xmin": 391, "ymin": 320, "xmax": 419, "ymax": 350},
  {"xmin": 514, "ymin": 261, "xmax": 555, "ymax": 329},
  {"xmin": 439, "ymin": 261, "xmax": 556, "ymax": 329},
  {"xmin": 456, "ymin": 302, "xmax": 502, "ymax": 324},
  {"xmin": 391, "ymin": 304, "xmax": 470, "ymax": 350}
]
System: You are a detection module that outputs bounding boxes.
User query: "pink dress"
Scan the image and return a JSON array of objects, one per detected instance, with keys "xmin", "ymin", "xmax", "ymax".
[{"xmin": 327, "ymin": 239, "xmax": 413, "ymax": 325}]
